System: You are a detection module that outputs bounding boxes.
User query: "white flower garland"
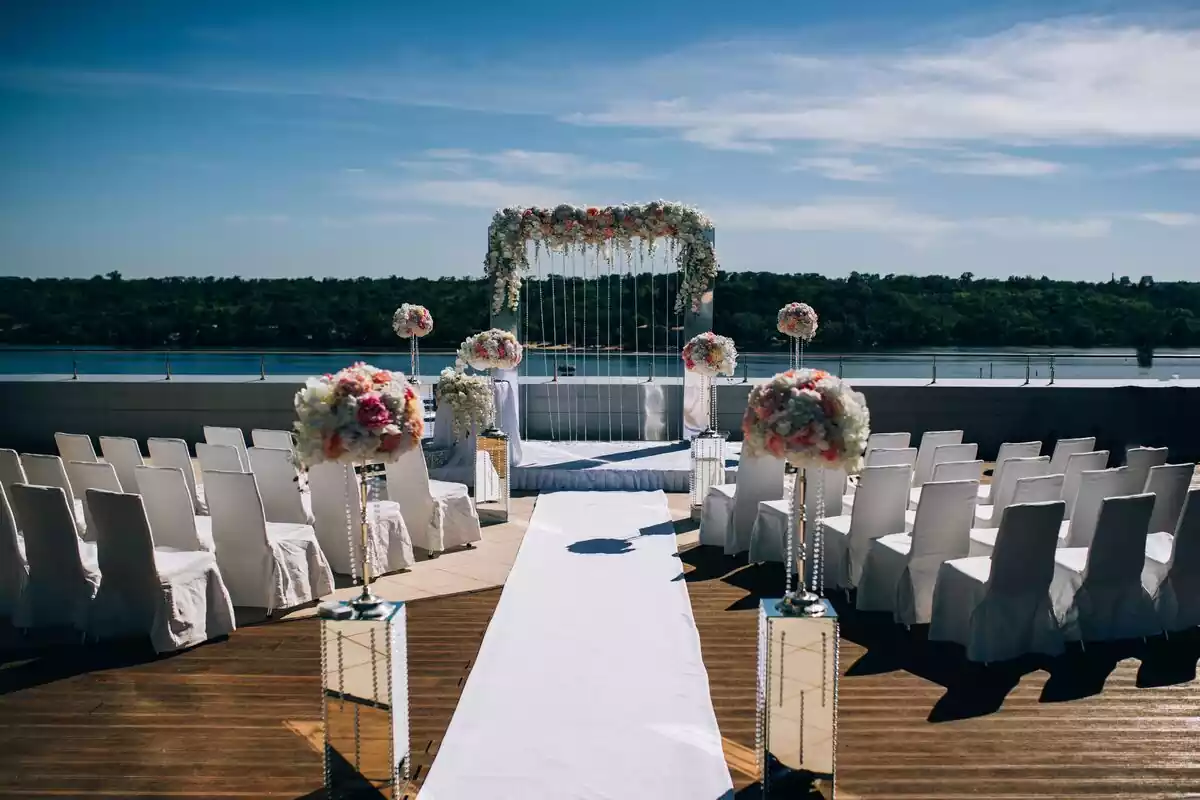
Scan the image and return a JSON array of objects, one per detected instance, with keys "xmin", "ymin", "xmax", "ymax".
[
  {"xmin": 741, "ymin": 369, "xmax": 870, "ymax": 473},
  {"xmin": 435, "ymin": 367, "xmax": 494, "ymax": 439},
  {"xmin": 458, "ymin": 328, "xmax": 524, "ymax": 371},
  {"xmin": 484, "ymin": 201, "xmax": 718, "ymax": 316},
  {"xmin": 392, "ymin": 303, "xmax": 433, "ymax": 338},
  {"xmin": 777, "ymin": 302, "xmax": 818, "ymax": 341},
  {"xmin": 682, "ymin": 332, "xmax": 738, "ymax": 377}
]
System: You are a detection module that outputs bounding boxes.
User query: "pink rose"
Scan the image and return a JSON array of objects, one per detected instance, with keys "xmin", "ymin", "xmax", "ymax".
[{"xmin": 356, "ymin": 393, "xmax": 392, "ymax": 430}]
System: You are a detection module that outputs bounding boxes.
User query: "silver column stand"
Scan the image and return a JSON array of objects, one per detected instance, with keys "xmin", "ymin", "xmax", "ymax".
[{"xmin": 776, "ymin": 465, "xmax": 826, "ymax": 618}]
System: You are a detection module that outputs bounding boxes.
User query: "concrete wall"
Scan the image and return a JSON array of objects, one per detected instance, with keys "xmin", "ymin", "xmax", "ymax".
[{"xmin": 3, "ymin": 376, "xmax": 1198, "ymax": 462}]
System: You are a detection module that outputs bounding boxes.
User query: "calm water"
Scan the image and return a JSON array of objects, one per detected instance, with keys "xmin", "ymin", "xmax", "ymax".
[{"xmin": 2, "ymin": 347, "xmax": 1199, "ymax": 380}]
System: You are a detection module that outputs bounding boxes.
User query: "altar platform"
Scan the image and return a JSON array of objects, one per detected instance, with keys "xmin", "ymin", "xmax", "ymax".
[{"xmin": 429, "ymin": 439, "xmax": 742, "ymax": 492}]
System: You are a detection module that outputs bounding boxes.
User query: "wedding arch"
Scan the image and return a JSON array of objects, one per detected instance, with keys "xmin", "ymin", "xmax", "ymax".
[{"xmin": 482, "ymin": 201, "xmax": 719, "ymax": 442}]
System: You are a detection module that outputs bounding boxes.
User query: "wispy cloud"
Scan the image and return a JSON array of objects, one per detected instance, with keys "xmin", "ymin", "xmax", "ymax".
[
  {"xmin": 928, "ymin": 152, "xmax": 1065, "ymax": 177},
  {"xmin": 1175, "ymin": 157, "xmax": 1200, "ymax": 170},
  {"xmin": 405, "ymin": 149, "xmax": 651, "ymax": 180},
  {"xmin": 318, "ymin": 212, "xmax": 435, "ymax": 227},
  {"xmin": 1133, "ymin": 211, "xmax": 1200, "ymax": 227},
  {"xmin": 714, "ymin": 198, "xmax": 1111, "ymax": 244},
  {"xmin": 789, "ymin": 157, "xmax": 884, "ymax": 182},
  {"xmin": 356, "ymin": 179, "xmax": 572, "ymax": 209},
  {"xmin": 224, "ymin": 213, "xmax": 289, "ymax": 224}
]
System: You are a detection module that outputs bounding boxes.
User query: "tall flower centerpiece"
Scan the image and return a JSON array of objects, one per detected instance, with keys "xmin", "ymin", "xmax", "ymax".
[
  {"xmin": 294, "ymin": 362, "xmax": 424, "ymax": 615},
  {"xmin": 457, "ymin": 329, "xmax": 523, "ymax": 436},
  {"xmin": 743, "ymin": 369, "xmax": 870, "ymax": 616},
  {"xmin": 778, "ymin": 302, "xmax": 819, "ymax": 369},
  {"xmin": 392, "ymin": 304, "xmax": 434, "ymax": 382},
  {"xmin": 435, "ymin": 367, "xmax": 495, "ymax": 439},
  {"xmin": 683, "ymin": 332, "xmax": 738, "ymax": 432}
]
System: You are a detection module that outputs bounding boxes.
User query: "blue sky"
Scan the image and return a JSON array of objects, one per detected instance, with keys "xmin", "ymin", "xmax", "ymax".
[{"xmin": 2, "ymin": 0, "xmax": 1199, "ymax": 281}]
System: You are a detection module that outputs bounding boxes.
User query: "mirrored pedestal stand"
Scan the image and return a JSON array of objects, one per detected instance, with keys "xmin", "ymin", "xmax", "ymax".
[
  {"xmin": 319, "ymin": 599, "xmax": 410, "ymax": 799},
  {"xmin": 757, "ymin": 598, "xmax": 839, "ymax": 799}
]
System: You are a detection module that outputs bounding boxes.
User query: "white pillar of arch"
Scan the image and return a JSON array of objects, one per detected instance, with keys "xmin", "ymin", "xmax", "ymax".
[{"xmin": 681, "ymin": 227, "xmax": 716, "ymax": 440}]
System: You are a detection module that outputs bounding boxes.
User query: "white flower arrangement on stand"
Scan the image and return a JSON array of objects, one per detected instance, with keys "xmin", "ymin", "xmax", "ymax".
[
  {"xmin": 484, "ymin": 201, "xmax": 718, "ymax": 316},
  {"xmin": 682, "ymin": 332, "xmax": 738, "ymax": 377},
  {"xmin": 435, "ymin": 367, "xmax": 495, "ymax": 440},
  {"xmin": 742, "ymin": 368, "xmax": 870, "ymax": 616},
  {"xmin": 457, "ymin": 329, "xmax": 524, "ymax": 372},
  {"xmin": 393, "ymin": 304, "xmax": 434, "ymax": 383},
  {"xmin": 777, "ymin": 302, "xmax": 819, "ymax": 368}
]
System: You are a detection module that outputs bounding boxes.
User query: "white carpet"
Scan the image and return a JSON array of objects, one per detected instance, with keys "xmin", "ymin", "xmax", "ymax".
[{"xmin": 417, "ymin": 491, "xmax": 735, "ymax": 800}]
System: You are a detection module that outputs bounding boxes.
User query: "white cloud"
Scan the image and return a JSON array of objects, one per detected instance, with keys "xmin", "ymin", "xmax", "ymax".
[
  {"xmin": 790, "ymin": 157, "xmax": 884, "ymax": 182},
  {"xmin": 1133, "ymin": 211, "xmax": 1200, "ymax": 227},
  {"xmin": 714, "ymin": 198, "xmax": 1111, "ymax": 244},
  {"xmin": 412, "ymin": 148, "xmax": 650, "ymax": 180},
  {"xmin": 1176, "ymin": 157, "xmax": 1200, "ymax": 170},
  {"xmin": 319, "ymin": 212, "xmax": 435, "ymax": 227},
  {"xmin": 358, "ymin": 179, "xmax": 571, "ymax": 209},
  {"xmin": 930, "ymin": 152, "xmax": 1065, "ymax": 177},
  {"xmin": 224, "ymin": 213, "xmax": 289, "ymax": 224}
]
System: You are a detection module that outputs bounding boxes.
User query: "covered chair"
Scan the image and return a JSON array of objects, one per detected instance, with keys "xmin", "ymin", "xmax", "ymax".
[
  {"xmin": 1060, "ymin": 450, "xmax": 1110, "ymax": 520},
  {"xmin": 1144, "ymin": 463, "xmax": 1193, "ymax": 535},
  {"xmin": 248, "ymin": 446, "xmax": 313, "ymax": 525},
  {"xmin": 98, "ymin": 436, "xmax": 146, "ymax": 493},
  {"xmin": 980, "ymin": 441, "xmax": 1043, "ymax": 502},
  {"xmin": 0, "ymin": 449, "xmax": 26, "ymax": 496},
  {"xmin": 203, "ymin": 426, "xmax": 250, "ymax": 471},
  {"xmin": 908, "ymin": 443, "xmax": 978, "ymax": 509},
  {"xmin": 251, "ymin": 429, "xmax": 295, "ymax": 451},
  {"xmin": 930, "ymin": 501, "xmax": 1067, "ymax": 663},
  {"xmin": 0, "ymin": 486, "xmax": 27, "ymax": 619},
  {"xmin": 147, "ymin": 438, "xmax": 206, "ymax": 514},
  {"xmin": 973, "ymin": 456, "xmax": 1050, "ymax": 528},
  {"xmin": 309, "ymin": 462, "xmax": 415, "ymax": 577},
  {"xmin": 20, "ymin": 453, "xmax": 85, "ymax": 534},
  {"xmin": 856, "ymin": 479, "xmax": 978, "ymax": 625},
  {"xmin": 865, "ymin": 432, "xmax": 911, "ymax": 455},
  {"xmin": 135, "ymin": 465, "xmax": 214, "ymax": 552},
  {"xmin": 1149, "ymin": 489, "xmax": 1200, "ymax": 633},
  {"xmin": 203, "ymin": 469, "xmax": 333, "ymax": 611},
  {"xmin": 65, "ymin": 460, "xmax": 121, "ymax": 540},
  {"xmin": 86, "ymin": 489, "xmax": 236, "ymax": 653},
  {"xmin": 1122, "ymin": 446, "xmax": 1169, "ymax": 494},
  {"xmin": 55, "ymin": 433, "xmax": 99, "ymax": 464},
  {"xmin": 1048, "ymin": 437, "xmax": 1097, "ymax": 474},
  {"xmin": 1061, "ymin": 467, "xmax": 1133, "ymax": 549},
  {"xmin": 197, "ymin": 442, "xmax": 244, "ymax": 474},
  {"xmin": 820, "ymin": 464, "xmax": 911, "ymax": 591},
  {"xmin": 911, "ymin": 431, "xmax": 964, "ymax": 488},
  {"xmin": 748, "ymin": 466, "xmax": 845, "ymax": 565},
  {"xmin": 386, "ymin": 445, "xmax": 480, "ymax": 556},
  {"xmin": 9, "ymin": 483, "xmax": 99, "ymax": 633},
  {"xmin": 968, "ymin": 473, "xmax": 1065, "ymax": 557},
  {"xmin": 1051, "ymin": 493, "xmax": 1160, "ymax": 642},
  {"xmin": 698, "ymin": 452, "xmax": 784, "ymax": 555}
]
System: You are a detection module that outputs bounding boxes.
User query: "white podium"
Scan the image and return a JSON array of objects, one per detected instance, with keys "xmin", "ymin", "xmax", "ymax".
[{"xmin": 757, "ymin": 598, "xmax": 839, "ymax": 797}]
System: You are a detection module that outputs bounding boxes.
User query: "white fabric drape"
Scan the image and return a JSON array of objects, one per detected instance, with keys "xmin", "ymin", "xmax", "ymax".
[
  {"xmin": 494, "ymin": 368, "xmax": 524, "ymax": 467},
  {"xmin": 386, "ymin": 446, "xmax": 480, "ymax": 555}
]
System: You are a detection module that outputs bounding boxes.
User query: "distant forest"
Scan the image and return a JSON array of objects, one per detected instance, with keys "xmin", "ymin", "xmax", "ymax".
[{"xmin": 1, "ymin": 271, "xmax": 1196, "ymax": 352}]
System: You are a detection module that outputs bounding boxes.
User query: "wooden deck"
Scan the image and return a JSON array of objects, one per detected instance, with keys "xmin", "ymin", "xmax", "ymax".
[{"xmin": 1, "ymin": 546, "xmax": 1198, "ymax": 798}]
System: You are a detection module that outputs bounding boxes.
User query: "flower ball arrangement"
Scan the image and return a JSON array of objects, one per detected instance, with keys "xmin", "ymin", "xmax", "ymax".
[
  {"xmin": 293, "ymin": 362, "xmax": 424, "ymax": 466},
  {"xmin": 777, "ymin": 302, "xmax": 819, "ymax": 342},
  {"xmin": 435, "ymin": 367, "xmax": 495, "ymax": 438},
  {"xmin": 742, "ymin": 369, "xmax": 870, "ymax": 472},
  {"xmin": 392, "ymin": 304, "xmax": 434, "ymax": 338},
  {"xmin": 458, "ymin": 329, "xmax": 524, "ymax": 371},
  {"xmin": 682, "ymin": 332, "xmax": 739, "ymax": 377}
]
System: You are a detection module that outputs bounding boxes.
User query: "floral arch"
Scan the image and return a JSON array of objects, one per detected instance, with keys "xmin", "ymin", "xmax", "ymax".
[{"xmin": 484, "ymin": 201, "xmax": 718, "ymax": 317}]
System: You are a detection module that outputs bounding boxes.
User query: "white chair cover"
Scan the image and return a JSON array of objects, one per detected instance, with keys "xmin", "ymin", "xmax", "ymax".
[
  {"xmin": 1123, "ymin": 446, "xmax": 1169, "ymax": 494},
  {"xmin": 203, "ymin": 469, "xmax": 333, "ymax": 611},
  {"xmin": 748, "ymin": 467, "xmax": 844, "ymax": 566},
  {"xmin": 98, "ymin": 436, "xmax": 145, "ymax": 493},
  {"xmin": 0, "ymin": 449, "xmax": 27, "ymax": 496},
  {"xmin": 967, "ymin": 473, "xmax": 1065, "ymax": 557},
  {"xmin": 973, "ymin": 456, "xmax": 1050, "ymax": 528},
  {"xmin": 10, "ymin": 483, "xmax": 99, "ymax": 631},
  {"xmin": 857, "ymin": 479, "xmax": 978, "ymax": 624},
  {"xmin": 197, "ymin": 442, "xmax": 244, "ymax": 474},
  {"xmin": 1061, "ymin": 450, "xmax": 1110, "ymax": 520},
  {"xmin": 932, "ymin": 460, "xmax": 983, "ymax": 483},
  {"xmin": 66, "ymin": 461, "xmax": 121, "ymax": 540},
  {"xmin": 21, "ymin": 453, "xmax": 84, "ymax": 534},
  {"xmin": 135, "ymin": 465, "xmax": 214, "ymax": 552},
  {"xmin": 1063, "ymin": 467, "xmax": 1133, "ymax": 549},
  {"xmin": 55, "ymin": 432, "xmax": 99, "ymax": 464},
  {"xmin": 821, "ymin": 464, "xmax": 911, "ymax": 590},
  {"xmin": 1145, "ymin": 463, "xmax": 1193, "ymax": 534},
  {"xmin": 930, "ymin": 501, "xmax": 1066, "ymax": 662},
  {"xmin": 726, "ymin": 453, "xmax": 785, "ymax": 555},
  {"xmin": 909, "ymin": 443, "xmax": 978, "ymax": 508},
  {"xmin": 308, "ymin": 462, "xmax": 415, "ymax": 577},
  {"xmin": 204, "ymin": 426, "xmax": 251, "ymax": 471},
  {"xmin": 980, "ymin": 441, "xmax": 1043, "ymax": 501},
  {"xmin": 386, "ymin": 446, "xmax": 480, "ymax": 555},
  {"xmin": 248, "ymin": 446, "xmax": 313, "ymax": 525},
  {"xmin": 494, "ymin": 368, "xmax": 524, "ymax": 467},
  {"xmin": 698, "ymin": 484, "xmax": 737, "ymax": 549},
  {"xmin": 1048, "ymin": 437, "xmax": 1097, "ymax": 474},
  {"xmin": 86, "ymin": 489, "xmax": 236, "ymax": 653},
  {"xmin": 0, "ymin": 486, "xmax": 27, "ymax": 619},
  {"xmin": 1152, "ymin": 488, "xmax": 1200, "ymax": 632},
  {"xmin": 1051, "ymin": 492, "xmax": 1160, "ymax": 641},
  {"xmin": 866, "ymin": 432, "xmax": 911, "ymax": 454},
  {"xmin": 865, "ymin": 447, "xmax": 918, "ymax": 468},
  {"xmin": 251, "ymin": 429, "xmax": 295, "ymax": 451},
  {"xmin": 912, "ymin": 431, "xmax": 964, "ymax": 488},
  {"xmin": 147, "ymin": 438, "xmax": 206, "ymax": 514}
]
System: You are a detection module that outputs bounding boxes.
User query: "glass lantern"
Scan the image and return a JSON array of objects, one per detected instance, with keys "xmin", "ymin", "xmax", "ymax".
[
  {"xmin": 475, "ymin": 428, "xmax": 510, "ymax": 525},
  {"xmin": 757, "ymin": 598, "xmax": 839, "ymax": 798},
  {"xmin": 690, "ymin": 430, "xmax": 727, "ymax": 520},
  {"xmin": 319, "ymin": 600, "xmax": 410, "ymax": 799}
]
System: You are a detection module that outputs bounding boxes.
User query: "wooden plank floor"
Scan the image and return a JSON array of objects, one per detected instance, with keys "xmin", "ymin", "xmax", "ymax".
[{"xmin": 2, "ymin": 548, "xmax": 1199, "ymax": 798}]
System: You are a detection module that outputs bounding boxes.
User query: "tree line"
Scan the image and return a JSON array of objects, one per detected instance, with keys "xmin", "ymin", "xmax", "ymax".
[{"xmin": 0, "ymin": 271, "xmax": 1195, "ymax": 352}]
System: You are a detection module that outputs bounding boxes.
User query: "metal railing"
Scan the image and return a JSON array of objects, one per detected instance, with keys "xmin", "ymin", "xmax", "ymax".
[{"xmin": 0, "ymin": 346, "xmax": 1194, "ymax": 383}]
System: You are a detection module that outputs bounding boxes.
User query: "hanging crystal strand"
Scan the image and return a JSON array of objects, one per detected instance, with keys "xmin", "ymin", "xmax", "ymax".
[
  {"xmin": 522, "ymin": 255, "xmax": 530, "ymax": 441},
  {"xmin": 635, "ymin": 242, "xmax": 642, "ymax": 381},
  {"xmin": 343, "ymin": 468, "xmax": 358, "ymax": 583},
  {"xmin": 548, "ymin": 251, "xmax": 561, "ymax": 441},
  {"xmin": 800, "ymin": 338, "xmax": 806, "ymax": 369},
  {"xmin": 708, "ymin": 374, "xmax": 718, "ymax": 432},
  {"xmin": 581, "ymin": 247, "xmax": 588, "ymax": 442},
  {"xmin": 784, "ymin": 465, "xmax": 797, "ymax": 597},
  {"xmin": 815, "ymin": 479, "xmax": 826, "ymax": 596},
  {"xmin": 605, "ymin": 247, "xmax": 613, "ymax": 442},
  {"xmin": 618, "ymin": 253, "xmax": 626, "ymax": 441}
]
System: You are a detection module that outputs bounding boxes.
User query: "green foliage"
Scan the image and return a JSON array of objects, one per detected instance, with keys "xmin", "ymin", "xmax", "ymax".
[{"xmin": 1, "ymin": 271, "xmax": 1197, "ymax": 351}]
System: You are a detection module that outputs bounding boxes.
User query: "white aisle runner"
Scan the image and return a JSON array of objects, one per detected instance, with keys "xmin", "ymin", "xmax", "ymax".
[{"xmin": 418, "ymin": 490, "xmax": 735, "ymax": 800}]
